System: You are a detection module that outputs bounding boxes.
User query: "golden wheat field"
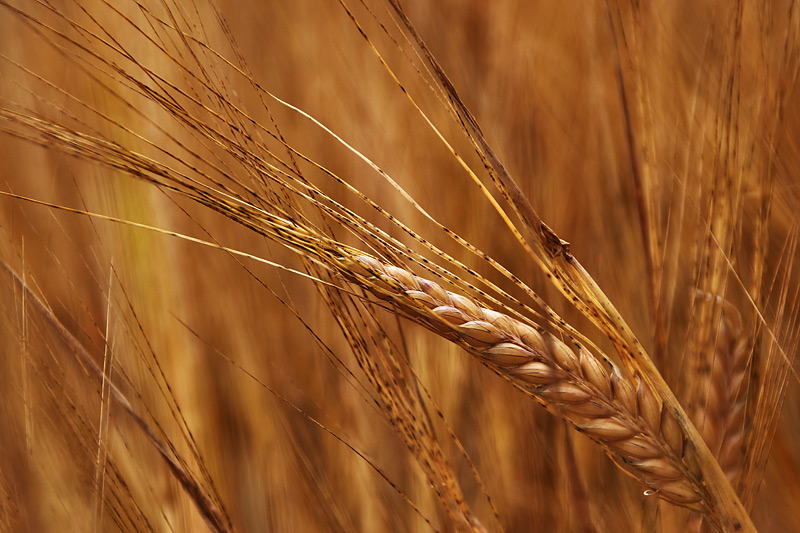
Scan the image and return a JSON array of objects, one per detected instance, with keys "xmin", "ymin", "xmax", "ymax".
[{"xmin": 1, "ymin": 1, "xmax": 799, "ymax": 531}]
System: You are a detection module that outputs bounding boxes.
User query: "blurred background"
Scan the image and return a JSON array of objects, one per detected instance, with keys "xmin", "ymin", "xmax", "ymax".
[{"xmin": 0, "ymin": 0, "xmax": 799, "ymax": 531}]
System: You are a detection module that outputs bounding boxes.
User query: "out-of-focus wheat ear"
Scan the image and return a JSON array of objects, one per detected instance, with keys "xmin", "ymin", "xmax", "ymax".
[
  {"xmin": 689, "ymin": 299, "xmax": 751, "ymax": 531},
  {"xmin": 693, "ymin": 301, "xmax": 750, "ymax": 483},
  {"xmin": 342, "ymin": 255, "xmax": 719, "ymax": 520}
]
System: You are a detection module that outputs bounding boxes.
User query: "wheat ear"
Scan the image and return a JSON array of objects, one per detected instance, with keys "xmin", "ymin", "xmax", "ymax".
[
  {"xmin": 695, "ymin": 301, "xmax": 749, "ymax": 485},
  {"xmin": 341, "ymin": 254, "xmax": 713, "ymax": 515},
  {"xmin": 688, "ymin": 299, "xmax": 751, "ymax": 531}
]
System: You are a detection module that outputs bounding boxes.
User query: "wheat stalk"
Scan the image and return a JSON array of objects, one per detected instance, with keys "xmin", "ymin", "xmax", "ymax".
[{"xmin": 0, "ymin": 260, "xmax": 233, "ymax": 533}]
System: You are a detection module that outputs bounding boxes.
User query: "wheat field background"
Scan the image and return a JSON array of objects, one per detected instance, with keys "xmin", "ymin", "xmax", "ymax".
[{"xmin": 0, "ymin": 0, "xmax": 799, "ymax": 531}]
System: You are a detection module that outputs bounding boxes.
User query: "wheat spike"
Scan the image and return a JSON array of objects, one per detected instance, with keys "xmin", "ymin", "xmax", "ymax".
[
  {"xmin": 695, "ymin": 300, "xmax": 750, "ymax": 486},
  {"xmin": 341, "ymin": 254, "xmax": 712, "ymax": 513}
]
